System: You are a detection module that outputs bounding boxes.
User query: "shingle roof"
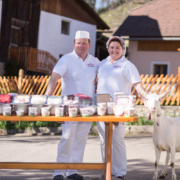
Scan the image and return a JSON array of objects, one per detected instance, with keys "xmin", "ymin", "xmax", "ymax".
[{"xmin": 114, "ymin": 0, "xmax": 180, "ymax": 37}]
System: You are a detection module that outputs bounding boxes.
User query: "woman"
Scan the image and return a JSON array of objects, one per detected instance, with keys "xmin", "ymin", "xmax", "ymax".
[{"xmin": 97, "ymin": 36, "xmax": 146, "ymax": 179}]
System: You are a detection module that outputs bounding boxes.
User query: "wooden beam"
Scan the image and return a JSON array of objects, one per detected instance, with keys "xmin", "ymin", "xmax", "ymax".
[{"xmin": 0, "ymin": 163, "xmax": 105, "ymax": 170}]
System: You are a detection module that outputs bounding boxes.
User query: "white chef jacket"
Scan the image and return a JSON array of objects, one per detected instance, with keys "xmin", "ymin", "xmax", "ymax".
[
  {"xmin": 53, "ymin": 50, "xmax": 100, "ymax": 98},
  {"xmin": 97, "ymin": 55, "xmax": 141, "ymax": 100}
]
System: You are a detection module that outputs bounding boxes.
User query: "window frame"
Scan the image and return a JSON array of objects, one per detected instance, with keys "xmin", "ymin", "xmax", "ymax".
[
  {"xmin": 150, "ymin": 62, "xmax": 170, "ymax": 75},
  {"xmin": 61, "ymin": 19, "xmax": 71, "ymax": 36}
]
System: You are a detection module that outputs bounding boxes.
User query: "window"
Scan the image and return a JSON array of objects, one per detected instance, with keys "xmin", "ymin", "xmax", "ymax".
[
  {"xmin": 61, "ymin": 20, "xmax": 70, "ymax": 35},
  {"xmin": 153, "ymin": 64, "xmax": 167, "ymax": 76}
]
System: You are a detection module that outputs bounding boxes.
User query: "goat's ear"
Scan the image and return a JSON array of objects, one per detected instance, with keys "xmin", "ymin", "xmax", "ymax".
[{"xmin": 159, "ymin": 91, "xmax": 170, "ymax": 100}]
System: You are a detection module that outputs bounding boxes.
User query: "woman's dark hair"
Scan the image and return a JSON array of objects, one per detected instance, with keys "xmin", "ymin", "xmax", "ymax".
[{"xmin": 108, "ymin": 39, "xmax": 122, "ymax": 47}]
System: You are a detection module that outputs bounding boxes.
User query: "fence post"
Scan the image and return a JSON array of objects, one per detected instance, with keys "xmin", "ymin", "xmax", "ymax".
[
  {"xmin": 18, "ymin": 69, "xmax": 24, "ymax": 94},
  {"xmin": 178, "ymin": 67, "xmax": 180, "ymax": 106}
]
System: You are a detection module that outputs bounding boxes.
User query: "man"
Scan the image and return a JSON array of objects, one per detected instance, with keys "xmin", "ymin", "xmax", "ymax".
[{"xmin": 46, "ymin": 31, "xmax": 100, "ymax": 180}]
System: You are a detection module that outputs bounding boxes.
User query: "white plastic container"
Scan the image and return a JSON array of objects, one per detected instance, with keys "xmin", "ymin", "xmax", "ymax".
[
  {"xmin": 124, "ymin": 107, "xmax": 135, "ymax": 117},
  {"xmin": 107, "ymin": 102, "xmax": 115, "ymax": 115},
  {"xmin": 97, "ymin": 107, "xmax": 106, "ymax": 116},
  {"xmin": 113, "ymin": 105, "xmax": 124, "ymax": 116},
  {"xmin": 80, "ymin": 107, "xmax": 90, "ymax": 117},
  {"xmin": 28, "ymin": 107, "xmax": 37, "ymax": 116},
  {"xmin": 69, "ymin": 108, "xmax": 78, "ymax": 117},
  {"xmin": 41, "ymin": 107, "xmax": 50, "ymax": 117},
  {"xmin": 55, "ymin": 107, "xmax": 64, "ymax": 117},
  {"xmin": 114, "ymin": 92, "xmax": 136, "ymax": 107},
  {"xmin": 16, "ymin": 110, "xmax": 25, "ymax": 116},
  {"xmin": 89, "ymin": 105, "xmax": 97, "ymax": 115},
  {"xmin": 3, "ymin": 106, "xmax": 11, "ymax": 116}
]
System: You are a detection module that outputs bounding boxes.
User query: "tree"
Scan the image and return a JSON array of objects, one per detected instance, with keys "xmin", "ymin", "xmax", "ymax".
[{"xmin": 84, "ymin": 0, "xmax": 96, "ymax": 10}]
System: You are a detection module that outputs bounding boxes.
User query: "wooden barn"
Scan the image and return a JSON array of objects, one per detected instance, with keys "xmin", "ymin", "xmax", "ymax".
[
  {"xmin": 0, "ymin": 0, "xmax": 109, "ymax": 75},
  {"xmin": 114, "ymin": 0, "xmax": 180, "ymax": 75}
]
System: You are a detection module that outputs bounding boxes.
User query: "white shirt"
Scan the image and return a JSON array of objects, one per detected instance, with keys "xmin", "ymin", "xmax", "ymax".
[
  {"xmin": 97, "ymin": 55, "xmax": 141, "ymax": 101},
  {"xmin": 53, "ymin": 50, "xmax": 100, "ymax": 98}
]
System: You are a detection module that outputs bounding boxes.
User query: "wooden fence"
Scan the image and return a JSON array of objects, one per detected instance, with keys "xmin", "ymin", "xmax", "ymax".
[
  {"xmin": 8, "ymin": 47, "xmax": 58, "ymax": 75},
  {"xmin": 0, "ymin": 68, "xmax": 180, "ymax": 105}
]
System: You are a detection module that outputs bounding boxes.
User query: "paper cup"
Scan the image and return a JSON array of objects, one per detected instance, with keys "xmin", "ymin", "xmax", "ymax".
[
  {"xmin": 16, "ymin": 110, "xmax": 24, "ymax": 116},
  {"xmin": 80, "ymin": 107, "xmax": 90, "ymax": 117},
  {"xmin": 113, "ymin": 105, "xmax": 123, "ymax": 116},
  {"xmin": 107, "ymin": 102, "xmax": 115, "ymax": 115},
  {"xmin": 3, "ymin": 106, "xmax": 11, "ymax": 116},
  {"xmin": 69, "ymin": 108, "xmax": 77, "ymax": 117},
  {"xmin": 28, "ymin": 107, "xmax": 37, "ymax": 116},
  {"xmin": 55, "ymin": 107, "xmax": 64, "ymax": 117}
]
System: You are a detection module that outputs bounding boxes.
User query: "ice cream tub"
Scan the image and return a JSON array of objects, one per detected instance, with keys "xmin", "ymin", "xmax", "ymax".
[
  {"xmin": 41, "ymin": 107, "xmax": 50, "ymax": 117},
  {"xmin": 55, "ymin": 107, "xmax": 64, "ymax": 117},
  {"xmin": 3, "ymin": 106, "xmax": 11, "ymax": 116},
  {"xmin": 97, "ymin": 107, "xmax": 106, "ymax": 116},
  {"xmin": 107, "ymin": 102, "xmax": 115, "ymax": 115},
  {"xmin": 16, "ymin": 110, "xmax": 25, "ymax": 116},
  {"xmin": 89, "ymin": 105, "xmax": 97, "ymax": 115},
  {"xmin": 124, "ymin": 107, "xmax": 135, "ymax": 117},
  {"xmin": 80, "ymin": 107, "xmax": 90, "ymax": 117},
  {"xmin": 69, "ymin": 108, "xmax": 78, "ymax": 117},
  {"xmin": 28, "ymin": 107, "xmax": 37, "ymax": 116}
]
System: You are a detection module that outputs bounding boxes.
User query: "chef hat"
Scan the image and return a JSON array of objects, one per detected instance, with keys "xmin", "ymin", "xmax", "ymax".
[
  {"xmin": 106, "ymin": 36, "xmax": 126, "ymax": 56},
  {"xmin": 75, "ymin": 31, "xmax": 90, "ymax": 39}
]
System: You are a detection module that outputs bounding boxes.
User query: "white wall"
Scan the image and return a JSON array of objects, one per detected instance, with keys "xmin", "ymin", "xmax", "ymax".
[
  {"xmin": 37, "ymin": 11, "xmax": 97, "ymax": 60},
  {"xmin": 0, "ymin": 0, "xmax": 2, "ymax": 32},
  {"xmin": 128, "ymin": 41, "xmax": 180, "ymax": 75}
]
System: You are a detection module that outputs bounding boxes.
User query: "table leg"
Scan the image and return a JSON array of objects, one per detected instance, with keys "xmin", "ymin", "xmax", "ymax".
[{"xmin": 104, "ymin": 122, "xmax": 113, "ymax": 180}]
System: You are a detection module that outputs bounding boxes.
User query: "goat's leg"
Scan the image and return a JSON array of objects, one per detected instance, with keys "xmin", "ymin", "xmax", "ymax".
[
  {"xmin": 152, "ymin": 147, "xmax": 161, "ymax": 180},
  {"xmin": 170, "ymin": 147, "xmax": 177, "ymax": 180},
  {"xmin": 160, "ymin": 151, "xmax": 170, "ymax": 179}
]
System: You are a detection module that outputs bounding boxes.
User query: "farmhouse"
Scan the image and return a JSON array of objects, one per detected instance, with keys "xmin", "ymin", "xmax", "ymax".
[
  {"xmin": 114, "ymin": 0, "xmax": 180, "ymax": 75},
  {"xmin": 0, "ymin": 0, "xmax": 109, "ymax": 75}
]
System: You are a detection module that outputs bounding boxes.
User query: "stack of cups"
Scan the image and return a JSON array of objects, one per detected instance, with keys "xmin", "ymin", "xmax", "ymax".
[
  {"xmin": 97, "ymin": 103, "xmax": 106, "ymax": 116},
  {"xmin": 107, "ymin": 102, "xmax": 115, "ymax": 115},
  {"xmin": 55, "ymin": 107, "xmax": 64, "ymax": 117}
]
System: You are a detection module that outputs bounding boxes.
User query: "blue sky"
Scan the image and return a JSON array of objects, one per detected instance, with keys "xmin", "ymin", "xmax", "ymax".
[{"xmin": 95, "ymin": 0, "xmax": 115, "ymax": 10}]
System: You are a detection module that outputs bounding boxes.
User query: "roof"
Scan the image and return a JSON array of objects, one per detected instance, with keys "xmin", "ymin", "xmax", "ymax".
[
  {"xmin": 40, "ymin": 0, "xmax": 109, "ymax": 30},
  {"xmin": 76, "ymin": 0, "xmax": 109, "ymax": 30},
  {"xmin": 114, "ymin": 0, "xmax": 180, "ymax": 37}
]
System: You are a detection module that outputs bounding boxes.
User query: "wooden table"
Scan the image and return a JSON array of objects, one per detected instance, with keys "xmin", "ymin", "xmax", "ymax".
[{"xmin": 0, "ymin": 115, "xmax": 138, "ymax": 180}]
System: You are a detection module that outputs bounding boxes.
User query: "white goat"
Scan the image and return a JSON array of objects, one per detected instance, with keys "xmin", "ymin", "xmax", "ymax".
[{"xmin": 145, "ymin": 92, "xmax": 180, "ymax": 180}]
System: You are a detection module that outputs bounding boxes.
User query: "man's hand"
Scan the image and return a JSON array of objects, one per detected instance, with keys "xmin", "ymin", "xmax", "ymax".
[{"xmin": 45, "ymin": 72, "xmax": 61, "ymax": 96}]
